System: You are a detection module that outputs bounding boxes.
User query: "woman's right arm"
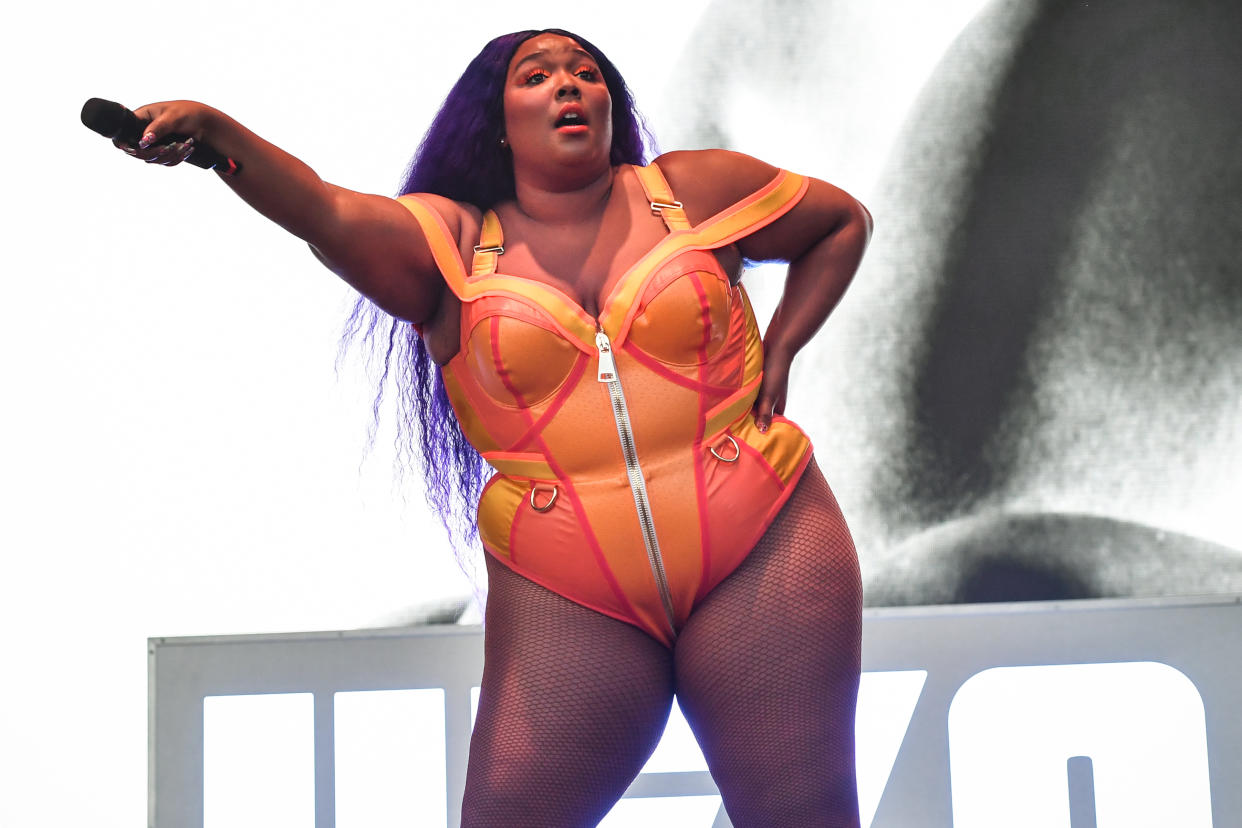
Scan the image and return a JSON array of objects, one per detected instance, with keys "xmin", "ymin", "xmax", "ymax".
[{"xmin": 122, "ymin": 100, "xmax": 451, "ymax": 324}]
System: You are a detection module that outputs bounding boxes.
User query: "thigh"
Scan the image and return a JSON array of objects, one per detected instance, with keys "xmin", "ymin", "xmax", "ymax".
[
  {"xmin": 674, "ymin": 459, "xmax": 863, "ymax": 827},
  {"xmin": 462, "ymin": 554, "xmax": 675, "ymax": 828}
]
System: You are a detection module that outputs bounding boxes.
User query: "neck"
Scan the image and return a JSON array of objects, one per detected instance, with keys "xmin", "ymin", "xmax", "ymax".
[{"xmin": 512, "ymin": 165, "xmax": 616, "ymax": 225}]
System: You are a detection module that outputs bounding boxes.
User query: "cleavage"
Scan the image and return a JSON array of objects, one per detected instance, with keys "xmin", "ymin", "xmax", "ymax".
[{"xmin": 493, "ymin": 173, "xmax": 668, "ymax": 318}]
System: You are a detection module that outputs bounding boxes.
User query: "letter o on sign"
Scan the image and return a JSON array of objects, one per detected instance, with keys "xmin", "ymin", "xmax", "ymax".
[{"xmin": 947, "ymin": 662, "xmax": 1212, "ymax": 827}]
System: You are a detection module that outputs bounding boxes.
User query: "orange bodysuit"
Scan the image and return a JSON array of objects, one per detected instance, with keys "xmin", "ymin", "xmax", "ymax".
[{"xmin": 399, "ymin": 163, "xmax": 813, "ymax": 646}]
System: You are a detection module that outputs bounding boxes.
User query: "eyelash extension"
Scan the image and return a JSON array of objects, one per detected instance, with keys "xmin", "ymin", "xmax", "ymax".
[{"xmin": 520, "ymin": 64, "xmax": 598, "ymax": 85}]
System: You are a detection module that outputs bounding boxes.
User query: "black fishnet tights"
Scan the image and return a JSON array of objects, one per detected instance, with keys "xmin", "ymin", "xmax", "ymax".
[{"xmin": 461, "ymin": 460, "xmax": 862, "ymax": 827}]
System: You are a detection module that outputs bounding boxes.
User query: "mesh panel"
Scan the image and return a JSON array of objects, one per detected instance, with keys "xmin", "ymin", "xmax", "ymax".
[
  {"xmin": 463, "ymin": 556, "xmax": 675, "ymax": 826},
  {"xmin": 675, "ymin": 462, "xmax": 862, "ymax": 827},
  {"xmin": 462, "ymin": 461, "xmax": 861, "ymax": 828}
]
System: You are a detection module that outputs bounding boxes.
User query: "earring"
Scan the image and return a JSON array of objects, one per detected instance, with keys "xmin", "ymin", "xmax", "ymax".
[{"xmin": 499, "ymin": 136, "xmax": 507, "ymax": 148}]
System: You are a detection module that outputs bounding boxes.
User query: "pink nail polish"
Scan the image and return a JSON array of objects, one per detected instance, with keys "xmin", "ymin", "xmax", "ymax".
[{"xmin": 139, "ymin": 132, "xmax": 156, "ymax": 149}]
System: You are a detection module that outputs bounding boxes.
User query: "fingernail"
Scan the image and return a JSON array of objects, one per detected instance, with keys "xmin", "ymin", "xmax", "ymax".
[{"xmin": 139, "ymin": 132, "xmax": 155, "ymax": 149}]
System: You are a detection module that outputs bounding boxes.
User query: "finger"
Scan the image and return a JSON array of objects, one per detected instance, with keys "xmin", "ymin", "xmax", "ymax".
[
  {"xmin": 130, "ymin": 104, "xmax": 164, "ymax": 148},
  {"xmin": 143, "ymin": 143, "xmax": 178, "ymax": 163},
  {"xmin": 145, "ymin": 138, "xmax": 195, "ymax": 166},
  {"xmin": 139, "ymin": 111, "xmax": 177, "ymax": 149},
  {"xmin": 141, "ymin": 140, "xmax": 180, "ymax": 162},
  {"xmin": 753, "ymin": 393, "xmax": 774, "ymax": 433},
  {"xmin": 165, "ymin": 137, "xmax": 196, "ymax": 166}
]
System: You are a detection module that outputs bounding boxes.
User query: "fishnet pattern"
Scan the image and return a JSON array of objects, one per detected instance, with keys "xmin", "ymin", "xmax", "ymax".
[
  {"xmin": 461, "ymin": 461, "xmax": 861, "ymax": 827},
  {"xmin": 462, "ymin": 554, "xmax": 675, "ymax": 827},
  {"xmin": 675, "ymin": 461, "xmax": 863, "ymax": 827}
]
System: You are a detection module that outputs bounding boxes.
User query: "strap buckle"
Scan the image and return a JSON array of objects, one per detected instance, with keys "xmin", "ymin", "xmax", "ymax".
[
  {"xmin": 650, "ymin": 199, "xmax": 684, "ymax": 216},
  {"xmin": 472, "ymin": 244, "xmax": 504, "ymax": 254}
]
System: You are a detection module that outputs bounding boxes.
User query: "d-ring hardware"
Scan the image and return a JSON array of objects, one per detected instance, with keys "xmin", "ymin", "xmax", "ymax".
[
  {"xmin": 710, "ymin": 435, "xmax": 741, "ymax": 463},
  {"xmin": 530, "ymin": 484, "xmax": 559, "ymax": 512}
]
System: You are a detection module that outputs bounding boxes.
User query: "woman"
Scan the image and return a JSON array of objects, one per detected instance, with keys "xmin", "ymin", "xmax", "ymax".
[{"xmin": 119, "ymin": 29, "xmax": 871, "ymax": 827}]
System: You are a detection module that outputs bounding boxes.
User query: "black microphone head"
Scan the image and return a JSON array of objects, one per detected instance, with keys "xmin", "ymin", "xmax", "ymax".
[{"xmin": 81, "ymin": 98, "xmax": 142, "ymax": 143}]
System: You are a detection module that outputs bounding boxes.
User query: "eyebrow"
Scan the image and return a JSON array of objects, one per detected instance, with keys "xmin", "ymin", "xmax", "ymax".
[{"xmin": 512, "ymin": 48, "xmax": 597, "ymax": 74}]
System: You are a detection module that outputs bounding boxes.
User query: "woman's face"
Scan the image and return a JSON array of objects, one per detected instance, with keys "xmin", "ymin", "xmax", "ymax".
[{"xmin": 502, "ymin": 34, "xmax": 614, "ymax": 182}]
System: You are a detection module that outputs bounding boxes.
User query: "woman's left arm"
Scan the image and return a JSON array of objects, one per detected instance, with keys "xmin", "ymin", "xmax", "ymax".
[{"xmin": 660, "ymin": 150, "xmax": 874, "ymax": 430}]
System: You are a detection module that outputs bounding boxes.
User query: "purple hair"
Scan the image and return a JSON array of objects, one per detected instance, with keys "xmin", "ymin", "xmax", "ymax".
[{"xmin": 343, "ymin": 30, "xmax": 657, "ymax": 559}]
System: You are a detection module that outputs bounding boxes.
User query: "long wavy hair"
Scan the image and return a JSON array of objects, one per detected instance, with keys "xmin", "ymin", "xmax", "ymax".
[{"xmin": 343, "ymin": 29, "xmax": 658, "ymax": 563}]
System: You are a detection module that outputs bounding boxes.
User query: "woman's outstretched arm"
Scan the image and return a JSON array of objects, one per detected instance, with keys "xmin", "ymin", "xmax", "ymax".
[
  {"xmin": 658, "ymin": 149, "xmax": 873, "ymax": 431},
  {"xmin": 119, "ymin": 100, "xmax": 453, "ymax": 324}
]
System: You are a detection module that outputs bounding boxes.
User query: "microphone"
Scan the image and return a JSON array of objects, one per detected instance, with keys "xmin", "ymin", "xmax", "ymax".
[{"xmin": 80, "ymin": 98, "xmax": 241, "ymax": 175}]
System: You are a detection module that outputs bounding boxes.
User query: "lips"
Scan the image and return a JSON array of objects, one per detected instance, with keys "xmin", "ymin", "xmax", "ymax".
[{"xmin": 554, "ymin": 104, "xmax": 588, "ymax": 129}]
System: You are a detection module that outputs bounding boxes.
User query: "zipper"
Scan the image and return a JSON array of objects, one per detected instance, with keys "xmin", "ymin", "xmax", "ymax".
[{"xmin": 595, "ymin": 329, "xmax": 677, "ymax": 632}]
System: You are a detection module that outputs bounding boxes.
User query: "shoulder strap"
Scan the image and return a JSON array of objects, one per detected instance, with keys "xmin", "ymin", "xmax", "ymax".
[
  {"xmin": 687, "ymin": 168, "xmax": 808, "ymax": 246},
  {"xmin": 395, "ymin": 194, "xmax": 469, "ymax": 298},
  {"xmin": 633, "ymin": 163, "xmax": 691, "ymax": 231},
  {"xmin": 597, "ymin": 167, "xmax": 809, "ymax": 335},
  {"xmin": 394, "ymin": 195, "xmax": 597, "ymax": 349},
  {"xmin": 471, "ymin": 210, "xmax": 505, "ymax": 277}
]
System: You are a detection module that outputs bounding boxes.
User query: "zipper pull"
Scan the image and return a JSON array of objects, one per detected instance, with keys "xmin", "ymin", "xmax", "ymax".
[{"xmin": 595, "ymin": 331, "xmax": 617, "ymax": 383}]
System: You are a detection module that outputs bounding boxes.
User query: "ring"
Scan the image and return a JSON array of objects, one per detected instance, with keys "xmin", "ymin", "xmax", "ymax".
[
  {"xmin": 710, "ymin": 435, "xmax": 741, "ymax": 463},
  {"xmin": 530, "ymin": 484, "xmax": 559, "ymax": 512}
]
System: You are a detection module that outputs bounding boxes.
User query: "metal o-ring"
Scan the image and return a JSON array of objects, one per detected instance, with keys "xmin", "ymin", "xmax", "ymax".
[
  {"xmin": 530, "ymin": 484, "xmax": 559, "ymax": 512},
  {"xmin": 710, "ymin": 435, "xmax": 741, "ymax": 463}
]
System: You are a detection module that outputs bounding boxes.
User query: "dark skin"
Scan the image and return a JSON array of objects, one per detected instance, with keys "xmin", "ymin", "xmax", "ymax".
[{"xmin": 120, "ymin": 34, "xmax": 871, "ymax": 430}]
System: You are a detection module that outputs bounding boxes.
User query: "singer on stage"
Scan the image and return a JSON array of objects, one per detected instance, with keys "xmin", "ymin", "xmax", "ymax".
[{"xmin": 110, "ymin": 29, "xmax": 872, "ymax": 827}]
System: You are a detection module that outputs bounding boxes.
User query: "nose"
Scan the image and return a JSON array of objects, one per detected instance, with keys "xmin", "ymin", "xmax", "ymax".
[{"xmin": 556, "ymin": 79, "xmax": 581, "ymax": 99}]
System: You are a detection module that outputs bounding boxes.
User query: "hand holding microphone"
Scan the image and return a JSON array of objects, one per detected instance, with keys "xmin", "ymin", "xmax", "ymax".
[{"xmin": 80, "ymin": 98, "xmax": 241, "ymax": 175}]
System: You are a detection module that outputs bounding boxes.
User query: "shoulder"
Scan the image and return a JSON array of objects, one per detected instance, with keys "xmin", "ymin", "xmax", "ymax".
[
  {"xmin": 651, "ymin": 149, "xmax": 783, "ymax": 225},
  {"xmin": 394, "ymin": 192, "xmax": 484, "ymax": 243}
]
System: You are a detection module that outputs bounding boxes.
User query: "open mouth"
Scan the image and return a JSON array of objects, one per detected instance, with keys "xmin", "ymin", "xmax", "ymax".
[{"xmin": 554, "ymin": 109, "xmax": 588, "ymax": 130}]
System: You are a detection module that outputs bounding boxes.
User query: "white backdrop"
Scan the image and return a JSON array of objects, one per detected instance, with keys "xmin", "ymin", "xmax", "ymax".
[{"xmin": 12, "ymin": 0, "xmax": 1191, "ymax": 824}]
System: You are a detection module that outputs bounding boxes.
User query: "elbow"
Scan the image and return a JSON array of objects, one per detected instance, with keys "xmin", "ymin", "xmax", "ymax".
[
  {"xmin": 850, "ymin": 197, "xmax": 875, "ymax": 246},
  {"xmin": 308, "ymin": 242, "xmax": 331, "ymax": 268},
  {"xmin": 307, "ymin": 241, "xmax": 353, "ymax": 282}
]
